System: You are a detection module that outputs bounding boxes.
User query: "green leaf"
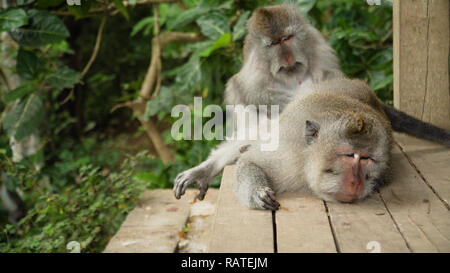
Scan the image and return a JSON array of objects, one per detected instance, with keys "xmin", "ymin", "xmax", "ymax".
[
  {"xmin": 232, "ymin": 11, "xmax": 250, "ymax": 41},
  {"xmin": 45, "ymin": 67, "xmax": 81, "ymax": 89},
  {"xmin": 10, "ymin": 9, "xmax": 70, "ymax": 48},
  {"xmin": 166, "ymin": 6, "xmax": 211, "ymax": 30},
  {"xmin": 371, "ymin": 74, "xmax": 393, "ymax": 91},
  {"xmin": 168, "ymin": 56, "xmax": 202, "ymax": 94},
  {"xmin": 16, "ymin": 49, "xmax": 40, "ymax": 81},
  {"xmin": 113, "ymin": 0, "xmax": 129, "ymax": 21},
  {"xmin": 3, "ymin": 83, "xmax": 35, "ymax": 104},
  {"xmin": 0, "ymin": 8, "xmax": 28, "ymax": 32},
  {"xmin": 196, "ymin": 12, "xmax": 230, "ymax": 40},
  {"xmin": 199, "ymin": 33, "xmax": 231, "ymax": 57},
  {"xmin": 131, "ymin": 16, "xmax": 153, "ymax": 37},
  {"xmin": 144, "ymin": 87, "xmax": 174, "ymax": 118},
  {"xmin": 295, "ymin": 0, "xmax": 317, "ymax": 15},
  {"xmin": 145, "ymin": 99, "xmax": 162, "ymax": 118},
  {"xmin": 3, "ymin": 93, "xmax": 45, "ymax": 141}
]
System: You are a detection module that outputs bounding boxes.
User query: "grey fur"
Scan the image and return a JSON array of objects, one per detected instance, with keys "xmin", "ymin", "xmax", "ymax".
[
  {"xmin": 173, "ymin": 4, "xmax": 342, "ymax": 200},
  {"xmin": 234, "ymin": 78, "xmax": 393, "ymax": 209}
]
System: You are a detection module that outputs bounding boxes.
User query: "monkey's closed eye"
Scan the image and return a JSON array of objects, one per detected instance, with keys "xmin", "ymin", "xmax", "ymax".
[
  {"xmin": 323, "ymin": 168, "xmax": 339, "ymax": 176},
  {"xmin": 270, "ymin": 39, "xmax": 282, "ymax": 46},
  {"xmin": 282, "ymin": 35, "xmax": 294, "ymax": 42}
]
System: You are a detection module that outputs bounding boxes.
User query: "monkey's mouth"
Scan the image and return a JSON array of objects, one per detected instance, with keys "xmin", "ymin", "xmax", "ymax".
[
  {"xmin": 278, "ymin": 62, "xmax": 303, "ymax": 74},
  {"xmin": 335, "ymin": 193, "xmax": 360, "ymax": 203}
]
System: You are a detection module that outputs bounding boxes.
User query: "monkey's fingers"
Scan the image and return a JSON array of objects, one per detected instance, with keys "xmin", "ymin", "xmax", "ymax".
[
  {"xmin": 266, "ymin": 191, "xmax": 277, "ymax": 202},
  {"xmin": 173, "ymin": 173, "xmax": 184, "ymax": 199},
  {"xmin": 173, "ymin": 173, "xmax": 194, "ymax": 199},
  {"xmin": 262, "ymin": 194, "xmax": 280, "ymax": 211},
  {"xmin": 196, "ymin": 184, "xmax": 209, "ymax": 201},
  {"xmin": 262, "ymin": 203, "xmax": 280, "ymax": 211},
  {"xmin": 179, "ymin": 178, "xmax": 194, "ymax": 198}
]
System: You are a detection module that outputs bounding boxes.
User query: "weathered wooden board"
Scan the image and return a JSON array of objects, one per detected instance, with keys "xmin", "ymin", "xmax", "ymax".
[
  {"xmin": 178, "ymin": 189, "xmax": 219, "ymax": 253},
  {"xmin": 103, "ymin": 189, "xmax": 193, "ymax": 253},
  {"xmin": 393, "ymin": 0, "xmax": 450, "ymax": 129},
  {"xmin": 208, "ymin": 166, "xmax": 274, "ymax": 253},
  {"xmin": 275, "ymin": 192, "xmax": 336, "ymax": 253},
  {"xmin": 379, "ymin": 145, "xmax": 450, "ymax": 252},
  {"xmin": 395, "ymin": 134, "xmax": 450, "ymax": 208},
  {"xmin": 326, "ymin": 194, "xmax": 409, "ymax": 253}
]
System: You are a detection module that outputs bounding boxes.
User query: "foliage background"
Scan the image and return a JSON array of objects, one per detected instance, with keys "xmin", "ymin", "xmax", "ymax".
[{"xmin": 0, "ymin": 0, "xmax": 393, "ymax": 252}]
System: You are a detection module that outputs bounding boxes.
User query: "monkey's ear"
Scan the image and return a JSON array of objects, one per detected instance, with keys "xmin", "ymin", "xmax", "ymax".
[{"xmin": 305, "ymin": 120, "xmax": 320, "ymax": 145}]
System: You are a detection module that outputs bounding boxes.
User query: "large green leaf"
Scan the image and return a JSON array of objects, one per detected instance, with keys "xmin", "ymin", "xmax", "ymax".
[
  {"xmin": 45, "ymin": 66, "xmax": 81, "ymax": 90},
  {"xmin": 16, "ymin": 49, "xmax": 40, "ymax": 81},
  {"xmin": 296, "ymin": 0, "xmax": 317, "ymax": 15},
  {"xmin": 168, "ymin": 56, "xmax": 202, "ymax": 95},
  {"xmin": 0, "ymin": 8, "xmax": 28, "ymax": 32},
  {"xmin": 144, "ymin": 87, "xmax": 174, "ymax": 118},
  {"xmin": 131, "ymin": 16, "xmax": 153, "ymax": 37},
  {"xmin": 196, "ymin": 12, "xmax": 230, "ymax": 40},
  {"xmin": 10, "ymin": 9, "xmax": 70, "ymax": 48},
  {"xmin": 166, "ymin": 6, "xmax": 211, "ymax": 30},
  {"xmin": 199, "ymin": 33, "xmax": 231, "ymax": 57},
  {"xmin": 113, "ymin": 0, "xmax": 129, "ymax": 21},
  {"xmin": 3, "ymin": 94, "xmax": 45, "ymax": 141},
  {"xmin": 232, "ymin": 11, "xmax": 250, "ymax": 41},
  {"xmin": 3, "ymin": 83, "xmax": 35, "ymax": 104}
]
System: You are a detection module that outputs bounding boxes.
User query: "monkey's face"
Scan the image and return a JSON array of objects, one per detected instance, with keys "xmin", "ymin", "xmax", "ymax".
[
  {"xmin": 304, "ymin": 119, "xmax": 391, "ymax": 203},
  {"xmin": 265, "ymin": 33, "xmax": 308, "ymax": 79},
  {"xmin": 249, "ymin": 5, "xmax": 310, "ymax": 82}
]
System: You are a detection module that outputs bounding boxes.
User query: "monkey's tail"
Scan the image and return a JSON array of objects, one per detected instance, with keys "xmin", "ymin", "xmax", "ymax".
[{"xmin": 383, "ymin": 105, "xmax": 450, "ymax": 147}]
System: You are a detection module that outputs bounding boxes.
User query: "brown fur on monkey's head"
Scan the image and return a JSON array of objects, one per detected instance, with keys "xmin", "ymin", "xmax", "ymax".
[
  {"xmin": 247, "ymin": 4, "xmax": 307, "ymax": 39},
  {"xmin": 249, "ymin": 5, "xmax": 290, "ymax": 38}
]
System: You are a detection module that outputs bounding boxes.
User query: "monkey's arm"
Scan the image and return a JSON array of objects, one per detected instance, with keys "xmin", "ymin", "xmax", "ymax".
[
  {"xmin": 174, "ymin": 140, "xmax": 247, "ymax": 200},
  {"xmin": 234, "ymin": 158, "xmax": 280, "ymax": 210},
  {"xmin": 383, "ymin": 105, "xmax": 450, "ymax": 146}
]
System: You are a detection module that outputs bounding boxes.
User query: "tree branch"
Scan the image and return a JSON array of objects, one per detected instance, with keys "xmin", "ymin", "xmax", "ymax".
[
  {"xmin": 139, "ymin": 32, "xmax": 202, "ymax": 100},
  {"xmin": 61, "ymin": 16, "xmax": 107, "ymax": 105}
]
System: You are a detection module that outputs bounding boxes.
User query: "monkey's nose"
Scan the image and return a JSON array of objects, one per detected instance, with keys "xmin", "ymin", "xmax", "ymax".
[{"xmin": 282, "ymin": 56, "xmax": 295, "ymax": 67}]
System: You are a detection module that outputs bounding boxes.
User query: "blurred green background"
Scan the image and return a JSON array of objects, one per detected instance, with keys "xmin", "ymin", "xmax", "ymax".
[{"xmin": 0, "ymin": 0, "xmax": 393, "ymax": 252}]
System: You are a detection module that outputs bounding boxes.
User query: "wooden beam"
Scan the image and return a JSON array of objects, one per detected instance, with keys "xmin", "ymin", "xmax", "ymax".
[
  {"xmin": 208, "ymin": 166, "xmax": 274, "ymax": 252},
  {"xmin": 326, "ymin": 194, "xmax": 410, "ymax": 253},
  {"xmin": 393, "ymin": 0, "xmax": 450, "ymax": 129},
  {"xmin": 103, "ymin": 189, "xmax": 193, "ymax": 253},
  {"xmin": 379, "ymin": 145, "xmax": 450, "ymax": 252},
  {"xmin": 275, "ymin": 192, "xmax": 336, "ymax": 253},
  {"xmin": 394, "ymin": 133, "xmax": 450, "ymax": 209}
]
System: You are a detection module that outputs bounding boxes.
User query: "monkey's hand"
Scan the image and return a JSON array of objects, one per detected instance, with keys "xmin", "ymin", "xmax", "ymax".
[
  {"xmin": 173, "ymin": 166, "xmax": 211, "ymax": 201},
  {"xmin": 251, "ymin": 186, "xmax": 280, "ymax": 211}
]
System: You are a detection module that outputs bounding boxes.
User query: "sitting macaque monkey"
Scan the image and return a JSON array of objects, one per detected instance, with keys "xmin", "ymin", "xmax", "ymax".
[
  {"xmin": 234, "ymin": 78, "xmax": 398, "ymax": 210},
  {"xmin": 174, "ymin": 4, "xmax": 342, "ymax": 200}
]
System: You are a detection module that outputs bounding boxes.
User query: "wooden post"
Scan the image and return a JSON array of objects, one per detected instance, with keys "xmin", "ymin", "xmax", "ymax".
[{"xmin": 393, "ymin": 0, "xmax": 450, "ymax": 129}]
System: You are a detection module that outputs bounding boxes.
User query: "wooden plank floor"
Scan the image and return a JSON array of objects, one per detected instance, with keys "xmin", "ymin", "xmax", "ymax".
[
  {"xmin": 104, "ymin": 189, "xmax": 219, "ymax": 253},
  {"xmin": 209, "ymin": 135, "xmax": 450, "ymax": 253}
]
